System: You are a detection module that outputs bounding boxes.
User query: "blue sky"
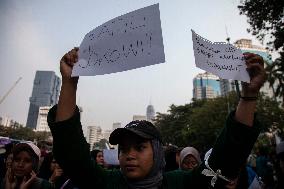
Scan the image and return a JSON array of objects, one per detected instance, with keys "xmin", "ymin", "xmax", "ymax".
[{"xmin": 0, "ymin": 0, "xmax": 262, "ymax": 130}]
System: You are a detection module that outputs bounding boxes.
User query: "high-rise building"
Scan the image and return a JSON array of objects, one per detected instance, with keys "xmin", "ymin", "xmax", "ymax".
[
  {"xmin": 112, "ymin": 122, "xmax": 121, "ymax": 130},
  {"xmin": 221, "ymin": 39, "xmax": 276, "ymax": 100},
  {"xmin": 234, "ymin": 39, "xmax": 272, "ymax": 63},
  {"xmin": 193, "ymin": 72, "xmax": 221, "ymax": 99},
  {"xmin": 35, "ymin": 106, "xmax": 51, "ymax": 132},
  {"xmin": 26, "ymin": 71, "xmax": 61, "ymax": 129},
  {"xmin": 86, "ymin": 125, "xmax": 102, "ymax": 150},
  {"xmin": 146, "ymin": 104, "xmax": 155, "ymax": 122},
  {"xmin": 0, "ymin": 116, "xmax": 22, "ymax": 128},
  {"xmin": 133, "ymin": 115, "xmax": 147, "ymax": 121},
  {"xmin": 102, "ymin": 130, "xmax": 112, "ymax": 141}
]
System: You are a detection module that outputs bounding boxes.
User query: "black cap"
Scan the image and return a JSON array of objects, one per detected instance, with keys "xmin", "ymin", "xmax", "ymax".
[{"xmin": 109, "ymin": 120, "xmax": 162, "ymax": 145}]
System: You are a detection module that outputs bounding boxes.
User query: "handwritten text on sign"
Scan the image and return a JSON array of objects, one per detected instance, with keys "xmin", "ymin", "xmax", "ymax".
[
  {"xmin": 191, "ymin": 30, "xmax": 250, "ymax": 82},
  {"xmin": 72, "ymin": 4, "xmax": 165, "ymax": 76}
]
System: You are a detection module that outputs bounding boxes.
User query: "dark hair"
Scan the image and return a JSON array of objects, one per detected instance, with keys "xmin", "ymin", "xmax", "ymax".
[
  {"xmin": 164, "ymin": 145, "xmax": 179, "ymax": 172},
  {"xmin": 38, "ymin": 152, "xmax": 54, "ymax": 179},
  {"xmin": 90, "ymin": 150, "xmax": 102, "ymax": 160},
  {"xmin": 12, "ymin": 144, "xmax": 39, "ymax": 172}
]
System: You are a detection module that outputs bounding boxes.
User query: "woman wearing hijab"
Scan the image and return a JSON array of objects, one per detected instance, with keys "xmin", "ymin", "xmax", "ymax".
[
  {"xmin": 47, "ymin": 48, "xmax": 265, "ymax": 188},
  {"xmin": 179, "ymin": 147, "xmax": 201, "ymax": 171}
]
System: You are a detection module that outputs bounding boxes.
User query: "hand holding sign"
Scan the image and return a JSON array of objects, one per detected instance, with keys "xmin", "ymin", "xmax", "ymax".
[
  {"xmin": 191, "ymin": 30, "xmax": 250, "ymax": 82},
  {"xmin": 72, "ymin": 4, "xmax": 165, "ymax": 76}
]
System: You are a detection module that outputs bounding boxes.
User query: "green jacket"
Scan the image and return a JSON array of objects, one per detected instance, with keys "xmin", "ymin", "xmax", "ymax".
[{"xmin": 48, "ymin": 105, "xmax": 261, "ymax": 189}]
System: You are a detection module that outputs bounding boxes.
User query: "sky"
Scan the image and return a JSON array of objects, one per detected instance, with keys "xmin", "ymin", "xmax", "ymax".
[{"xmin": 0, "ymin": 0, "xmax": 263, "ymax": 131}]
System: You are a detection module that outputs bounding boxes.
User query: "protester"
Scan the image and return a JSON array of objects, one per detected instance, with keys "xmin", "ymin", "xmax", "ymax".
[
  {"xmin": 179, "ymin": 147, "xmax": 201, "ymax": 171},
  {"xmin": 47, "ymin": 48, "xmax": 265, "ymax": 188},
  {"xmin": 274, "ymin": 141, "xmax": 284, "ymax": 189},
  {"xmin": 205, "ymin": 148, "xmax": 262, "ymax": 189},
  {"xmin": 255, "ymin": 146, "xmax": 274, "ymax": 188},
  {"xmin": 164, "ymin": 145, "xmax": 179, "ymax": 172},
  {"xmin": 90, "ymin": 150, "xmax": 104, "ymax": 166},
  {"xmin": 1, "ymin": 142, "xmax": 52, "ymax": 189},
  {"xmin": 38, "ymin": 152, "xmax": 76, "ymax": 189}
]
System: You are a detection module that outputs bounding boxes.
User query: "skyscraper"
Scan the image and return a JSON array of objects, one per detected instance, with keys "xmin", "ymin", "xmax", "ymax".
[
  {"xmin": 193, "ymin": 72, "xmax": 221, "ymax": 99},
  {"xmin": 133, "ymin": 115, "xmax": 147, "ymax": 121},
  {"xmin": 220, "ymin": 39, "xmax": 274, "ymax": 98},
  {"xmin": 146, "ymin": 104, "xmax": 155, "ymax": 122},
  {"xmin": 112, "ymin": 122, "xmax": 121, "ymax": 130},
  {"xmin": 86, "ymin": 125, "xmax": 102, "ymax": 150},
  {"xmin": 26, "ymin": 71, "xmax": 61, "ymax": 129},
  {"xmin": 234, "ymin": 39, "xmax": 271, "ymax": 63}
]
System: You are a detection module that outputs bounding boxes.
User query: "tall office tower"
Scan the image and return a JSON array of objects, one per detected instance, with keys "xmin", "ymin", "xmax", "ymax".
[
  {"xmin": 193, "ymin": 72, "xmax": 221, "ymax": 99},
  {"xmin": 220, "ymin": 39, "xmax": 272, "ymax": 97},
  {"xmin": 146, "ymin": 104, "xmax": 155, "ymax": 122},
  {"xmin": 35, "ymin": 106, "xmax": 51, "ymax": 132},
  {"xmin": 112, "ymin": 122, "xmax": 121, "ymax": 131},
  {"xmin": 220, "ymin": 78, "xmax": 233, "ymax": 97},
  {"xmin": 133, "ymin": 115, "xmax": 147, "ymax": 121},
  {"xmin": 234, "ymin": 39, "xmax": 272, "ymax": 63},
  {"xmin": 102, "ymin": 130, "xmax": 112, "ymax": 141},
  {"xmin": 221, "ymin": 39, "xmax": 276, "ymax": 99},
  {"xmin": 26, "ymin": 71, "xmax": 61, "ymax": 129},
  {"xmin": 86, "ymin": 125, "xmax": 102, "ymax": 150}
]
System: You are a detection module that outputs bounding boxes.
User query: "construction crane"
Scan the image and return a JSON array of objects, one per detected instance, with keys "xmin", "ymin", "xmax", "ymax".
[{"xmin": 0, "ymin": 77, "xmax": 22, "ymax": 105}]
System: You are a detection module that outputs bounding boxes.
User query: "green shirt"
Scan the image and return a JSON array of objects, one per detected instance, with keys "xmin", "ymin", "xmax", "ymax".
[{"xmin": 48, "ymin": 105, "xmax": 261, "ymax": 189}]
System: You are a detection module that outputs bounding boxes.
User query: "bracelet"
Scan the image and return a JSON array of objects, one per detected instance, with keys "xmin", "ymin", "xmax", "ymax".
[{"xmin": 240, "ymin": 96, "xmax": 258, "ymax": 101}]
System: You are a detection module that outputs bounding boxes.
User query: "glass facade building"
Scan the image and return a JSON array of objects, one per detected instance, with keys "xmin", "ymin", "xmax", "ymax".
[
  {"xmin": 146, "ymin": 104, "xmax": 155, "ymax": 122},
  {"xmin": 26, "ymin": 71, "xmax": 61, "ymax": 129},
  {"xmin": 193, "ymin": 72, "xmax": 220, "ymax": 99},
  {"xmin": 220, "ymin": 39, "xmax": 273, "ymax": 97}
]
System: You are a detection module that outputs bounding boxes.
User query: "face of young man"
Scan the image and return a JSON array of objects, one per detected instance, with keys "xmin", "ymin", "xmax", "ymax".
[
  {"xmin": 12, "ymin": 151, "xmax": 34, "ymax": 177},
  {"xmin": 119, "ymin": 134, "xmax": 154, "ymax": 180}
]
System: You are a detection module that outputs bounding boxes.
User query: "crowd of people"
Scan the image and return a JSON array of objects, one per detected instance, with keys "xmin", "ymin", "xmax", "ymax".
[
  {"xmin": 0, "ymin": 48, "xmax": 283, "ymax": 189},
  {"xmin": 1, "ymin": 138, "xmax": 284, "ymax": 188}
]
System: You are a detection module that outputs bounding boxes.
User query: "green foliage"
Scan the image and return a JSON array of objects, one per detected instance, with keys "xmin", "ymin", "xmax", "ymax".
[
  {"xmin": 265, "ymin": 52, "xmax": 284, "ymax": 104},
  {"xmin": 238, "ymin": 0, "xmax": 284, "ymax": 104},
  {"xmin": 93, "ymin": 138, "xmax": 109, "ymax": 150},
  {"xmin": 155, "ymin": 92, "xmax": 283, "ymax": 154},
  {"xmin": 238, "ymin": 0, "xmax": 284, "ymax": 50},
  {"xmin": 256, "ymin": 93, "xmax": 284, "ymax": 132},
  {"xmin": 0, "ymin": 125, "xmax": 51, "ymax": 142},
  {"xmin": 155, "ymin": 99, "xmax": 207, "ymax": 147}
]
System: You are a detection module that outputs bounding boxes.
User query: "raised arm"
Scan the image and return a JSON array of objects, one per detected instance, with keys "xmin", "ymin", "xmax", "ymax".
[
  {"xmin": 203, "ymin": 53, "xmax": 266, "ymax": 187},
  {"xmin": 235, "ymin": 53, "xmax": 266, "ymax": 126},
  {"xmin": 56, "ymin": 47, "xmax": 79, "ymax": 122},
  {"xmin": 48, "ymin": 48, "xmax": 110, "ymax": 188}
]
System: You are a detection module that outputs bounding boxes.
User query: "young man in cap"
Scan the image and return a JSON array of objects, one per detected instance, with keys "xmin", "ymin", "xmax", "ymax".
[{"xmin": 47, "ymin": 48, "xmax": 265, "ymax": 188}]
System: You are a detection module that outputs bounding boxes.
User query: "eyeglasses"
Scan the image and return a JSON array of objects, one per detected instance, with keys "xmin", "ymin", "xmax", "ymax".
[{"xmin": 182, "ymin": 158, "xmax": 198, "ymax": 167}]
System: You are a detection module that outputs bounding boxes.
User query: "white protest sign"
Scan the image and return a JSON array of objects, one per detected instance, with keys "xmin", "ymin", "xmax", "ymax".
[
  {"xmin": 103, "ymin": 149, "xmax": 119, "ymax": 165},
  {"xmin": 72, "ymin": 4, "xmax": 165, "ymax": 76},
  {"xmin": 191, "ymin": 30, "xmax": 250, "ymax": 82}
]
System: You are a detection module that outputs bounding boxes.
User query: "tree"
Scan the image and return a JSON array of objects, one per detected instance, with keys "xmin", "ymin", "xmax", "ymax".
[
  {"xmin": 265, "ymin": 52, "xmax": 284, "ymax": 104},
  {"xmin": 0, "ymin": 125, "xmax": 52, "ymax": 142},
  {"xmin": 155, "ymin": 92, "xmax": 284, "ymax": 154},
  {"xmin": 183, "ymin": 93, "xmax": 239, "ymax": 153},
  {"xmin": 238, "ymin": 0, "xmax": 284, "ymax": 105},
  {"xmin": 93, "ymin": 138, "xmax": 109, "ymax": 150},
  {"xmin": 256, "ymin": 93, "xmax": 284, "ymax": 133},
  {"xmin": 154, "ymin": 99, "xmax": 206, "ymax": 147}
]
